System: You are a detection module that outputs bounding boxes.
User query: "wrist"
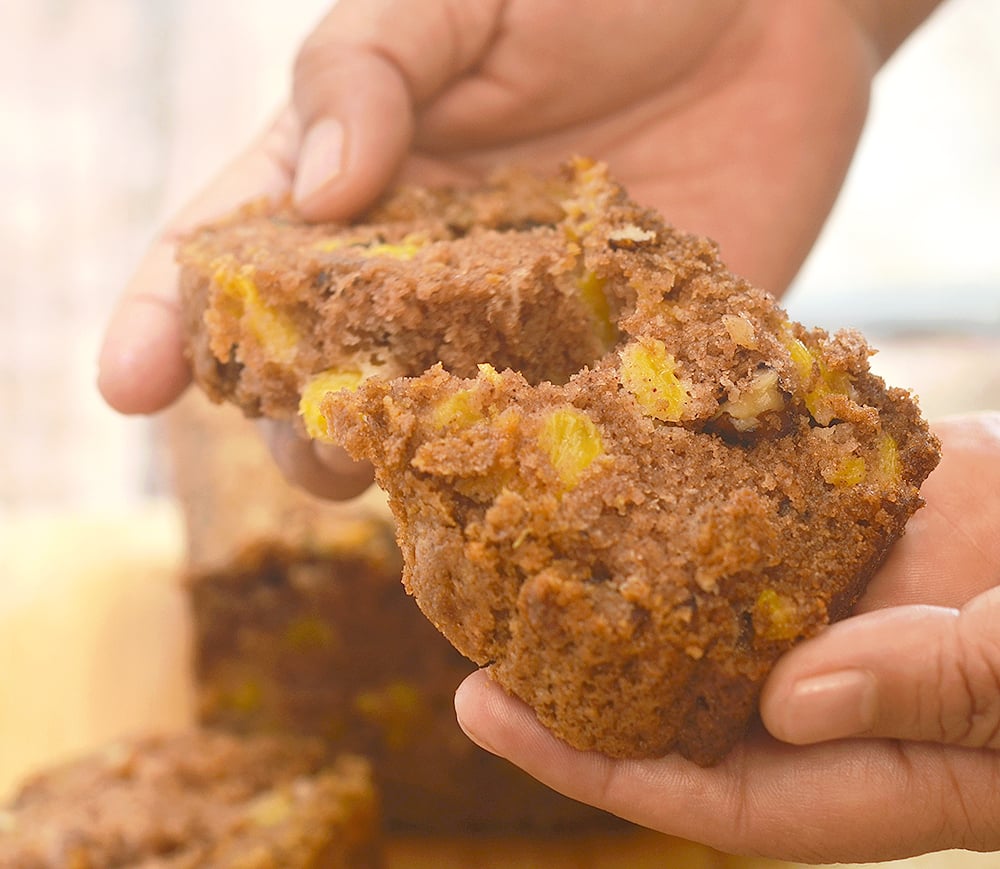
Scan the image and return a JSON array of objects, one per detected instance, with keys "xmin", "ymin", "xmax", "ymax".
[{"xmin": 839, "ymin": 0, "xmax": 944, "ymax": 63}]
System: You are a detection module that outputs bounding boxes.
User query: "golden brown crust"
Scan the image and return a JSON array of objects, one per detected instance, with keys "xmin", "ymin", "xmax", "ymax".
[
  {"xmin": 179, "ymin": 159, "xmax": 940, "ymax": 764},
  {"xmin": 177, "ymin": 166, "xmax": 602, "ymax": 423},
  {"xmin": 324, "ymin": 360, "xmax": 938, "ymax": 763}
]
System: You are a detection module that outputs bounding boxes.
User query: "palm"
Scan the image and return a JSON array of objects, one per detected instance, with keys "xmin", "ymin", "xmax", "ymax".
[{"xmin": 390, "ymin": 0, "xmax": 873, "ymax": 294}]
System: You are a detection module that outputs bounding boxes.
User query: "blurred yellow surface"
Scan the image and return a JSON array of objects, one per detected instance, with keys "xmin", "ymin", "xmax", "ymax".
[
  {"xmin": 0, "ymin": 504, "xmax": 194, "ymax": 800},
  {"xmin": 0, "ymin": 504, "xmax": 994, "ymax": 868}
]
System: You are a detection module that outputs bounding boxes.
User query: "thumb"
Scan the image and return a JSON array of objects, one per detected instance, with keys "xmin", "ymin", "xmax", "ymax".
[
  {"xmin": 291, "ymin": 0, "xmax": 502, "ymax": 219},
  {"xmin": 761, "ymin": 585, "xmax": 1000, "ymax": 749}
]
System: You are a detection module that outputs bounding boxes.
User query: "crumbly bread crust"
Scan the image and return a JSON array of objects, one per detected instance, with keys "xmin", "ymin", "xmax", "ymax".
[
  {"xmin": 325, "ymin": 361, "xmax": 937, "ymax": 763},
  {"xmin": 0, "ymin": 731, "xmax": 380, "ymax": 868},
  {"xmin": 179, "ymin": 166, "xmax": 594, "ymax": 422},
  {"xmin": 180, "ymin": 159, "xmax": 940, "ymax": 764}
]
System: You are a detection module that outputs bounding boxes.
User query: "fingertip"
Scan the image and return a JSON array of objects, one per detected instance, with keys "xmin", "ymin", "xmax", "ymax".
[
  {"xmin": 292, "ymin": 111, "xmax": 413, "ymax": 222},
  {"xmin": 454, "ymin": 670, "xmax": 564, "ymax": 768},
  {"xmin": 312, "ymin": 441, "xmax": 374, "ymax": 498},
  {"xmin": 98, "ymin": 294, "xmax": 191, "ymax": 414},
  {"xmin": 292, "ymin": 52, "xmax": 414, "ymax": 221},
  {"xmin": 454, "ymin": 670, "xmax": 500, "ymax": 754},
  {"xmin": 260, "ymin": 419, "xmax": 373, "ymax": 501}
]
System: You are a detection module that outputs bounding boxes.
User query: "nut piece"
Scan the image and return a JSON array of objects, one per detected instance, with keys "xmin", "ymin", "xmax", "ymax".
[
  {"xmin": 607, "ymin": 224, "xmax": 658, "ymax": 250},
  {"xmin": 718, "ymin": 368, "xmax": 785, "ymax": 432},
  {"xmin": 722, "ymin": 313, "xmax": 757, "ymax": 349}
]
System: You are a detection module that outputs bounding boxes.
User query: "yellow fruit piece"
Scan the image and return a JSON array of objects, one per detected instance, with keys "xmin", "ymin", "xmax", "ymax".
[
  {"xmin": 824, "ymin": 455, "xmax": 867, "ymax": 488},
  {"xmin": 804, "ymin": 360, "xmax": 853, "ymax": 420},
  {"xmin": 225, "ymin": 679, "xmax": 263, "ymax": 714},
  {"xmin": 781, "ymin": 328, "xmax": 853, "ymax": 421},
  {"xmin": 754, "ymin": 589, "xmax": 802, "ymax": 642},
  {"xmin": 786, "ymin": 335, "xmax": 815, "ymax": 382},
  {"xmin": 283, "ymin": 617, "xmax": 337, "ymax": 651},
  {"xmin": 314, "ymin": 234, "xmax": 425, "ymax": 259},
  {"xmin": 877, "ymin": 433, "xmax": 901, "ymax": 485},
  {"xmin": 432, "ymin": 388, "xmax": 482, "ymax": 430},
  {"xmin": 431, "ymin": 365, "xmax": 509, "ymax": 429},
  {"xmin": 353, "ymin": 681, "xmax": 424, "ymax": 751},
  {"xmin": 538, "ymin": 408, "xmax": 604, "ymax": 490},
  {"xmin": 312, "ymin": 236, "xmax": 358, "ymax": 253},
  {"xmin": 213, "ymin": 263, "xmax": 299, "ymax": 364},
  {"xmin": 246, "ymin": 790, "xmax": 294, "ymax": 828},
  {"xmin": 619, "ymin": 338, "xmax": 690, "ymax": 422},
  {"xmin": 577, "ymin": 269, "xmax": 616, "ymax": 348},
  {"xmin": 299, "ymin": 368, "xmax": 365, "ymax": 441},
  {"xmin": 363, "ymin": 237, "xmax": 425, "ymax": 260},
  {"xmin": 719, "ymin": 369, "xmax": 785, "ymax": 431}
]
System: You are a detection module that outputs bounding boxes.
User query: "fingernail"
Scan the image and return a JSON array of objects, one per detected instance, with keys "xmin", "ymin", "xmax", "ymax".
[
  {"xmin": 781, "ymin": 669, "xmax": 877, "ymax": 743},
  {"xmin": 294, "ymin": 117, "xmax": 345, "ymax": 205}
]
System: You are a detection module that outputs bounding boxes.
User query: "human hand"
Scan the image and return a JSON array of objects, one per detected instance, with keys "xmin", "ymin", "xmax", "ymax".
[
  {"xmin": 99, "ymin": 0, "xmax": 935, "ymax": 498},
  {"xmin": 454, "ymin": 413, "xmax": 1000, "ymax": 863}
]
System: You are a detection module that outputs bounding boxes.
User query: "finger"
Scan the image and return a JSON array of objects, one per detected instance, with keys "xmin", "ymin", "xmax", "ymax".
[
  {"xmin": 290, "ymin": 0, "xmax": 502, "ymax": 218},
  {"xmin": 98, "ymin": 109, "xmax": 299, "ymax": 415},
  {"xmin": 455, "ymin": 670, "xmax": 1000, "ymax": 861},
  {"xmin": 854, "ymin": 412, "xmax": 1000, "ymax": 612},
  {"xmin": 762, "ymin": 585, "xmax": 1000, "ymax": 748},
  {"xmin": 257, "ymin": 419, "xmax": 373, "ymax": 501},
  {"xmin": 454, "ymin": 671, "xmax": 769, "ymax": 853}
]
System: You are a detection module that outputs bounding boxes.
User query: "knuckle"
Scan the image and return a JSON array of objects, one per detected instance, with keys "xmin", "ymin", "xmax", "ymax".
[
  {"xmin": 292, "ymin": 29, "xmax": 337, "ymax": 92},
  {"xmin": 941, "ymin": 610, "xmax": 1000, "ymax": 749},
  {"xmin": 291, "ymin": 13, "xmax": 371, "ymax": 103},
  {"xmin": 965, "ymin": 635, "xmax": 1000, "ymax": 749}
]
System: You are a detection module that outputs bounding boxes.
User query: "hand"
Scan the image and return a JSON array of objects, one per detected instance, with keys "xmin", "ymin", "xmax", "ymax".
[
  {"xmin": 100, "ymin": 0, "xmax": 908, "ymax": 497},
  {"xmin": 454, "ymin": 413, "xmax": 1000, "ymax": 863}
]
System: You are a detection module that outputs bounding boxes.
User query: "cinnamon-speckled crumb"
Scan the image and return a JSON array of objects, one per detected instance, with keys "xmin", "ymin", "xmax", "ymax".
[{"xmin": 180, "ymin": 159, "xmax": 940, "ymax": 764}]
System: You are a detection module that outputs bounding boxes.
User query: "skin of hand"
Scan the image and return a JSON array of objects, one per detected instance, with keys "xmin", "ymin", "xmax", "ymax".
[
  {"xmin": 98, "ymin": 0, "xmax": 937, "ymax": 497},
  {"xmin": 454, "ymin": 413, "xmax": 1000, "ymax": 863}
]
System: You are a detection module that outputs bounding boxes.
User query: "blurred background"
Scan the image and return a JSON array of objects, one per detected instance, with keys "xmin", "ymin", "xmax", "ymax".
[
  {"xmin": 0, "ymin": 0, "xmax": 998, "ymax": 517},
  {"xmin": 0, "ymin": 4, "xmax": 998, "ymax": 866}
]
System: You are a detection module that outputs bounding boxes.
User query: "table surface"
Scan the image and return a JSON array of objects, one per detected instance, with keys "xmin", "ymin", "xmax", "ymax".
[{"xmin": 1, "ymin": 504, "xmax": 996, "ymax": 869}]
